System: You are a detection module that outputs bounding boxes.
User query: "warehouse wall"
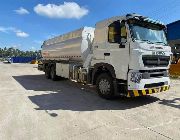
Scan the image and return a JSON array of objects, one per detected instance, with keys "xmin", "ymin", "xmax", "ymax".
[
  {"xmin": 167, "ymin": 20, "xmax": 180, "ymax": 63},
  {"xmin": 167, "ymin": 20, "xmax": 180, "ymax": 41}
]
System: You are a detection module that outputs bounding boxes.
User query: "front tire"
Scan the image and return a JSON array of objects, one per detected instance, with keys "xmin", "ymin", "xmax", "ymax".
[{"xmin": 96, "ymin": 73, "xmax": 115, "ymax": 99}]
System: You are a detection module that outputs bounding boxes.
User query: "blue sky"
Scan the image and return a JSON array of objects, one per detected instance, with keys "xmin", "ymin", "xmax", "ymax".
[{"xmin": 0, "ymin": 0, "xmax": 179, "ymax": 51}]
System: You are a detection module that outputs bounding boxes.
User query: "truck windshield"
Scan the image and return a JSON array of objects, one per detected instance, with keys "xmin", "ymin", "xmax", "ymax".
[{"xmin": 129, "ymin": 21, "xmax": 167, "ymax": 45}]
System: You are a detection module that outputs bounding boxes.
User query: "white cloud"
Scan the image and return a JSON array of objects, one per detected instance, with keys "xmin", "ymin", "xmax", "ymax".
[
  {"xmin": 0, "ymin": 27, "xmax": 8, "ymax": 33},
  {"xmin": 0, "ymin": 27, "xmax": 14, "ymax": 33},
  {"xmin": 0, "ymin": 26, "xmax": 29, "ymax": 38},
  {"xmin": 15, "ymin": 7, "xmax": 29, "ymax": 15},
  {"xmin": 34, "ymin": 2, "xmax": 89, "ymax": 19},
  {"xmin": 15, "ymin": 30, "xmax": 29, "ymax": 38}
]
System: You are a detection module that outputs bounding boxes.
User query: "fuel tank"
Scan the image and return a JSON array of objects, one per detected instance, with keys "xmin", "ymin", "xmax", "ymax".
[{"xmin": 42, "ymin": 27, "xmax": 95, "ymax": 62}]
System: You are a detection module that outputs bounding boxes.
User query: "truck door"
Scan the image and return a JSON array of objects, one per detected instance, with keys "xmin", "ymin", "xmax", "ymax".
[{"xmin": 107, "ymin": 20, "xmax": 129, "ymax": 80}]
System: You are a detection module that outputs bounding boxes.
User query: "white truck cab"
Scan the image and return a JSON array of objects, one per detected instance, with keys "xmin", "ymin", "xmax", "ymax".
[{"xmin": 91, "ymin": 14, "xmax": 171, "ymax": 98}]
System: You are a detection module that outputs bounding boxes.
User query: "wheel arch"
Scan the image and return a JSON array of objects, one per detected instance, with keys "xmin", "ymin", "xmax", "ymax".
[{"xmin": 92, "ymin": 63, "xmax": 116, "ymax": 85}]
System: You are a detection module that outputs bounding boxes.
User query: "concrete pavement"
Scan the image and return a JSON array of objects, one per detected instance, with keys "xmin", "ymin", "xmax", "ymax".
[{"xmin": 0, "ymin": 62, "xmax": 179, "ymax": 140}]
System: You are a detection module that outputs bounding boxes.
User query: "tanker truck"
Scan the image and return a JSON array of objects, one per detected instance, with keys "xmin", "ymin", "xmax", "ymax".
[{"xmin": 41, "ymin": 14, "xmax": 171, "ymax": 99}]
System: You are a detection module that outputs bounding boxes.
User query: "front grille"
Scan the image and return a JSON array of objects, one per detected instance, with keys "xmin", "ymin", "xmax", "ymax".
[
  {"xmin": 140, "ymin": 69, "xmax": 168, "ymax": 78},
  {"xmin": 144, "ymin": 82, "xmax": 165, "ymax": 88},
  {"xmin": 150, "ymin": 73, "xmax": 164, "ymax": 77},
  {"xmin": 139, "ymin": 69, "xmax": 166, "ymax": 73},
  {"xmin": 142, "ymin": 55, "xmax": 170, "ymax": 67}
]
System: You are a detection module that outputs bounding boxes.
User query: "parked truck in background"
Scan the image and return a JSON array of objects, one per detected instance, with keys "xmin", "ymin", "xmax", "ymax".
[{"xmin": 40, "ymin": 13, "xmax": 171, "ymax": 99}]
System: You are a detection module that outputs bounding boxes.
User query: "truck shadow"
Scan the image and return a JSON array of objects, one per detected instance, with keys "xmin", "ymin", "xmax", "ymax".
[
  {"xmin": 159, "ymin": 98, "xmax": 180, "ymax": 109},
  {"xmin": 13, "ymin": 75, "xmax": 159, "ymax": 113},
  {"xmin": 28, "ymin": 92, "xmax": 159, "ymax": 111}
]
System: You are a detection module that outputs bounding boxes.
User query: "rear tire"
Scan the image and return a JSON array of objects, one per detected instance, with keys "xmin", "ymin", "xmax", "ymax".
[
  {"xmin": 96, "ymin": 73, "xmax": 115, "ymax": 99},
  {"xmin": 50, "ymin": 65, "xmax": 57, "ymax": 81},
  {"xmin": 45, "ymin": 67, "xmax": 50, "ymax": 79}
]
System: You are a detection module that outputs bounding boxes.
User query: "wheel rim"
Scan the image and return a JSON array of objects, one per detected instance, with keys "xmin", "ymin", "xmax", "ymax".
[{"xmin": 99, "ymin": 79, "xmax": 111, "ymax": 94}]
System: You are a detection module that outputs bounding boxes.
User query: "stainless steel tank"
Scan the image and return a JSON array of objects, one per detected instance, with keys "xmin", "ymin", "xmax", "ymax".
[{"xmin": 42, "ymin": 27, "xmax": 95, "ymax": 62}]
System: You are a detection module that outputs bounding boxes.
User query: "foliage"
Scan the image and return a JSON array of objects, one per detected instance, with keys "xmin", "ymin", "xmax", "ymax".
[{"xmin": 0, "ymin": 47, "xmax": 41, "ymax": 58}]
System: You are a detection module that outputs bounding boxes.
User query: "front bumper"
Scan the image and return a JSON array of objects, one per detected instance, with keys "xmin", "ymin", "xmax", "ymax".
[
  {"xmin": 127, "ymin": 85, "xmax": 170, "ymax": 97},
  {"xmin": 128, "ymin": 71, "xmax": 170, "ymax": 90}
]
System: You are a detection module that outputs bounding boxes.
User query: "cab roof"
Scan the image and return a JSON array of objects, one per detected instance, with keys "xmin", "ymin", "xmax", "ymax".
[{"xmin": 95, "ymin": 13, "xmax": 165, "ymax": 28}]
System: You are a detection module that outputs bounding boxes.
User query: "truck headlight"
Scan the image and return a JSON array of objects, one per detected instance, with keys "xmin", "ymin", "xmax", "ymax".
[{"xmin": 130, "ymin": 72, "xmax": 142, "ymax": 83}]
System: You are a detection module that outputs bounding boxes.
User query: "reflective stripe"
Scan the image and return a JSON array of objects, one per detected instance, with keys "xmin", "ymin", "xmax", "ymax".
[
  {"xmin": 133, "ymin": 90, "xmax": 139, "ymax": 97},
  {"xmin": 127, "ymin": 85, "xmax": 170, "ymax": 97},
  {"xmin": 163, "ymin": 86, "xmax": 166, "ymax": 91},
  {"xmin": 155, "ymin": 88, "xmax": 159, "ymax": 93},
  {"xmin": 152, "ymin": 89, "xmax": 156, "ymax": 93},
  {"xmin": 149, "ymin": 89, "xmax": 153, "ymax": 94},
  {"xmin": 142, "ymin": 90, "xmax": 146, "ymax": 95}
]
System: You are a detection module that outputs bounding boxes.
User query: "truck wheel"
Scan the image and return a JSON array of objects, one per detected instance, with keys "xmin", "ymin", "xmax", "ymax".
[
  {"xmin": 50, "ymin": 66, "xmax": 57, "ymax": 81},
  {"xmin": 45, "ymin": 68, "xmax": 50, "ymax": 79},
  {"xmin": 96, "ymin": 73, "xmax": 114, "ymax": 99}
]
